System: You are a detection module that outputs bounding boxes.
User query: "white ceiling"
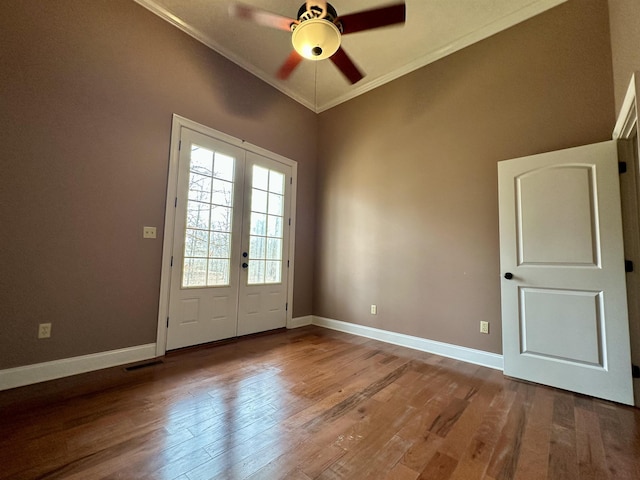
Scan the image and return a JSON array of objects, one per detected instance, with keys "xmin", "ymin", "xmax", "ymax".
[{"xmin": 134, "ymin": 0, "xmax": 566, "ymax": 112}]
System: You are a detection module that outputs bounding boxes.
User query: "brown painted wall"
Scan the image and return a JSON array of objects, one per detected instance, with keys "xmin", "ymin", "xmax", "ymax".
[
  {"xmin": 315, "ymin": 0, "xmax": 615, "ymax": 354},
  {"xmin": 608, "ymin": 0, "xmax": 640, "ymax": 113},
  {"xmin": 0, "ymin": 0, "xmax": 623, "ymax": 371},
  {"xmin": 0, "ymin": 0, "xmax": 317, "ymax": 369}
]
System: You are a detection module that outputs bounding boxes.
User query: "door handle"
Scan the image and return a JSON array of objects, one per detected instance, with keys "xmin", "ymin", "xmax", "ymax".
[
  {"xmin": 242, "ymin": 262, "xmax": 248, "ymax": 269},
  {"xmin": 242, "ymin": 252, "xmax": 248, "ymax": 258},
  {"xmin": 504, "ymin": 272, "xmax": 514, "ymax": 280}
]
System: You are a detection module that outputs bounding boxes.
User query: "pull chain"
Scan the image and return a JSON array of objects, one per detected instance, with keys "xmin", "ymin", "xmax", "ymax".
[{"xmin": 314, "ymin": 60, "xmax": 318, "ymax": 111}]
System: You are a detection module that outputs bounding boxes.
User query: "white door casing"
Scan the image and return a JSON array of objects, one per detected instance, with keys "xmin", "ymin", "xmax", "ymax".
[
  {"xmin": 498, "ymin": 140, "xmax": 634, "ymax": 405},
  {"xmin": 613, "ymin": 72, "xmax": 640, "ymax": 407},
  {"xmin": 617, "ymin": 137, "xmax": 640, "ymax": 408},
  {"xmin": 156, "ymin": 115, "xmax": 297, "ymax": 355}
]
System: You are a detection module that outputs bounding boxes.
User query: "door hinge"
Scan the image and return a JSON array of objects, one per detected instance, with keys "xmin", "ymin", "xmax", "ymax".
[
  {"xmin": 166, "ymin": 317, "xmax": 170, "ymax": 328},
  {"xmin": 288, "ymin": 218, "xmax": 291, "ymax": 226},
  {"xmin": 290, "ymin": 177, "xmax": 293, "ymax": 185},
  {"xmin": 171, "ymin": 256, "xmax": 173, "ymax": 267},
  {"xmin": 287, "ymin": 260, "xmax": 290, "ymax": 268},
  {"xmin": 285, "ymin": 302, "xmax": 288, "ymax": 311},
  {"xmin": 619, "ymin": 161, "xmax": 627, "ymax": 174},
  {"xmin": 178, "ymin": 140, "xmax": 182, "ymax": 151},
  {"xmin": 633, "ymin": 364, "xmax": 640, "ymax": 378},
  {"xmin": 625, "ymin": 260, "xmax": 634, "ymax": 272},
  {"xmin": 174, "ymin": 197, "xmax": 177, "ymax": 208}
]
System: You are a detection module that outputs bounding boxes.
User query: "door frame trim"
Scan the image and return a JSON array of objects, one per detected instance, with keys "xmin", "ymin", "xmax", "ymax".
[
  {"xmin": 613, "ymin": 73, "xmax": 638, "ymax": 141},
  {"xmin": 155, "ymin": 114, "xmax": 298, "ymax": 356},
  {"xmin": 612, "ymin": 72, "xmax": 639, "ymax": 406}
]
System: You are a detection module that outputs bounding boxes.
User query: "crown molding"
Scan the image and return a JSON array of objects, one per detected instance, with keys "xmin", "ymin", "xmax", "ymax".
[{"xmin": 134, "ymin": 0, "xmax": 567, "ymax": 114}]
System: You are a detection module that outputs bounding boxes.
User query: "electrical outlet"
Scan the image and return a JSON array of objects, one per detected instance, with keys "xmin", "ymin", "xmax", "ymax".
[
  {"xmin": 38, "ymin": 323, "xmax": 52, "ymax": 339},
  {"xmin": 480, "ymin": 321, "xmax": 489, "ymax": 334},
  {"xmin": 370, "ymin": 305, "xmax": 377, "ymax": 315},
  {"xmin": 143, "ymin": 226, "xmax": 157, "ymax": 239}
]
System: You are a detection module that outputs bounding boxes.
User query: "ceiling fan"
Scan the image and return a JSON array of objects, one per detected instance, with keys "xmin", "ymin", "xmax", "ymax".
[{"xmin": 229, "ymin": 1, "xmax": 406, "ymax": 84}]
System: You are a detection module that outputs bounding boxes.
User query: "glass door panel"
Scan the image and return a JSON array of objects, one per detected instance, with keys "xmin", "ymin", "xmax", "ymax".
[
  {"xmin": 182, "ymin": 146, "xmax": 235, "ymax": 288},
  {"xmin": 248, "ymin": 166, "xmax": 285, "ymax": 284}
]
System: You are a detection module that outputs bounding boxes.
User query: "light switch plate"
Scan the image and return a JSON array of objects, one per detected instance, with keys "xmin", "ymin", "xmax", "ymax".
[{"xmin": 143, "ymin": 226, "xmax": 157, "ymax": 239}]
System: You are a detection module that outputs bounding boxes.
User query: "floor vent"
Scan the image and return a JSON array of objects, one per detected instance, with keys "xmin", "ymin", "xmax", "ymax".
[{"xmin": 124, "ymin": 360, "xmax": 163, "ymax": 372}]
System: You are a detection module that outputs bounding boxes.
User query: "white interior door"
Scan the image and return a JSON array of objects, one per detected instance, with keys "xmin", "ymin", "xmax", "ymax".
[
  {"xmin": 165, "ymin": 126, "xmax": 294, "ymax": 351},
  {"xmin": 498, "ymin": 140, "xmax": 634, "ymax": 405}
]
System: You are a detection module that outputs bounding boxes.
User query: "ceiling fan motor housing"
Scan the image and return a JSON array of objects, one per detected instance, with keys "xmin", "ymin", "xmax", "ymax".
[
  {"xmin": 291, "ymin": 2, "xmax": 343, "ymax": 60},
  {"xmin": 296, "ymin": 3, "xmax": 340, "ymax": 24}
]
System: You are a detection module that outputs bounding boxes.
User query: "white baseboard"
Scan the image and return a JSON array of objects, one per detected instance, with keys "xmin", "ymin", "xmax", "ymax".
[
  {"xmin": 288, "ymin": 315, "xmax": 314, "ymax": 329},
  {"xmin": 0, "ymin": 343, "xmax": 157, "ymax": 391},
  {"xmin": 0, "ymin": 319, "xmax": 503, "ymax": 391},
  {"xmin": 312, "ymin": 316, "xmax": 504, "ymax": 371}
]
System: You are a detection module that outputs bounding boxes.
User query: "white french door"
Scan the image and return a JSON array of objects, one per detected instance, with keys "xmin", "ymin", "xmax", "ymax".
[
  {"xmin": 161, "ymin": 120, "xmax": 294, "ymax": 351},
  {"xmin": 498, "ymin": 140, "xmax": 634, "ymax": 405},
  {"xmin": 238, "ymin": 152, "xmax": 292, "ymax": 336}
]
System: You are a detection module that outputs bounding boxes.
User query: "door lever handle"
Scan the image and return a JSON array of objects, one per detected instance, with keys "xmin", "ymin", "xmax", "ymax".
[{"xmin": 242, "ymin": 262, "xmax": 249, "ymax": 269}]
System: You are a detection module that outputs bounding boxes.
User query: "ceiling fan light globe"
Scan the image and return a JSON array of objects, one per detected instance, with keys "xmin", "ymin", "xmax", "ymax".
[{"xmin": 292, "ymin": 18, "xmax": 341, "ymax": 60}]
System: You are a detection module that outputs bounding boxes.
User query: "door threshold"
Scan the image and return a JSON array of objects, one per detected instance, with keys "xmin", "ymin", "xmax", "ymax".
[{"xmin": 165, "ymin": 327, "xmax": 288, "ymax": 356}]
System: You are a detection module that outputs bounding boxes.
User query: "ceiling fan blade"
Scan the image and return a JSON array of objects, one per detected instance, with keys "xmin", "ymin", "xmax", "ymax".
[
  {"xmin": 338, "ymin": 3, "xmax": 406, "ymax": 35},
  {"xmin": 277, "ymin": 51, "xmax": 304, "ymax": 80},
  {"xmin": 330, "ymin": 47, "xmax": 364, "ymax": 84},
  {"xmin": 229, "ymin": 3, "xmax": 298, "ymax": 32}
]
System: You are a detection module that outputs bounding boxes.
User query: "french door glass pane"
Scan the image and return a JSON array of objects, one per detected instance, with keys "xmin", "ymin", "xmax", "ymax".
[
  {"xmin": 267, "ymin": 215, "xmax": 282, "ymax": 237},
  {"xmin": 190, "ymin": 148, "xmax": 213, "ymax": 175},
  {"xmin": 265, "ymin": 261, "xmax": 281, "ymax": 283},
  {"xmin": 269, "ymin": 171, "xmax": 284, "ymax": 194},
  {"xmin": 248, "ymin": 165, "xmax": 285, "ymax": 285},
  {"xmin": 183, "ymin": 258, "xmax": 207, "ymax": 287},
  {"xmin": 267, "ymin": 193, "xmax": 283, "ymax": 215},
  {"xmin": 211, "ymin": 206, "xmax": 232, "ymax": 232},
  {"xmin": 253, "ymin": 166, "xmax": 269, "ymax": 190},
  {"xmin": 248, "ymin": 260, "xmax": 265, "ymax": 284},
  {"xmin": 212, "ymin": 179, "xmax": 233, "ymax": 207},
  {"xmin": 181, "ymin": 144, "xmax": 236, "ymax": 288},
  {"xmin": 184, "ymin": 229, "xmax": 208, "ymax": 257},
  {"xmin": 188, "ymin": 173, "xmax": 211, "ymax": 203},
  {"xmin": 250, "ymin": 212, "xmax": 267, "ymax": 236},
  {"xmin": 186, "ymin": 201, "xmax": 210, "ymax": 230},
  {"xmin": 209, "ymin": 232, "xmax": 231, "ymax": 258},
  {"xmin": 207, "ymin": 259, "xmax": 230, "ymax": 285},
  {"xmin": 249, "ymin": 236, "xmax": 266, "ymax": 258},
  {"xmin": 251, "ymin": 189, "xmax": 268, "ymax": 213},
  {"xmin": 214, "ymin": 154, "xmax": 235, "ymax": 182},
  {"xmin": 266, "ymin": 238, "xmax": 282, "ymax": 260}
]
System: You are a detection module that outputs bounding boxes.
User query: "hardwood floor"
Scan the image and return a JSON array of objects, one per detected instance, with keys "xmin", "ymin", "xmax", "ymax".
[{"xmin": 1, "ymin": 326, "xmax": 639, "ymax": 479}]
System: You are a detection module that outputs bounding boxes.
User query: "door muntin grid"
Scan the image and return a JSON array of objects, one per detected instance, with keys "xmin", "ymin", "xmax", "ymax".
[
  {"xmin": 182, "ymin": 144, "xmax": 235, "ymax": 288},
  {"xmin": 248, "ymin": 165, "xmax": 285, "ymax": 285}
]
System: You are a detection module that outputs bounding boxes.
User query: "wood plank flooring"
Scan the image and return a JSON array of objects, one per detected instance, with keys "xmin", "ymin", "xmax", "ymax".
[{"xmin": 1, "ymin": 326, "xmax": 639, "ymax": 479}]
